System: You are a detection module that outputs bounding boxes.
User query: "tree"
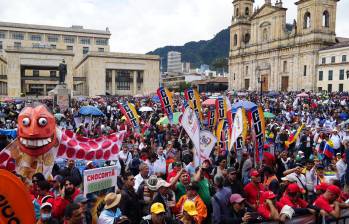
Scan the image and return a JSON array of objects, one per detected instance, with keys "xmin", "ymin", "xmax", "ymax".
[{"xmin": 212, "ymin": 57, "xmax": 228, "ymax": 74}]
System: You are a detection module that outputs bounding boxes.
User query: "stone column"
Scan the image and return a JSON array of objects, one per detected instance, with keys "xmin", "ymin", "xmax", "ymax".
[
  {"xmin": 43, "ymin": 84, "xmax": 47, "ymax": 96},
  {"xmin": 6, "ymin": 53, "xmax": 21, "ymax": 97},
  {"xmin": 133, "ymin": 71, "xmax": 137, "ymax": 95},
  {"xmin": 112, "ymin": 70, "xmax": 116, "ymax": 95}
]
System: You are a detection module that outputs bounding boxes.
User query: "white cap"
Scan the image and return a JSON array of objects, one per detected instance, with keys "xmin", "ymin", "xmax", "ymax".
[{"xmin": 40, "ymin": 202, "xmax": 52, "ymax": 209}]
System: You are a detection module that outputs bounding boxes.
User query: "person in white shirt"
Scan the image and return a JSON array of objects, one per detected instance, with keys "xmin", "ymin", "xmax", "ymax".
[
  {"xmin": 153, "ymin": 147, "xmax": 167, "ymax": 177},
  {"xmin": 336, "ymin": 154, "xmax": 347, "ymax": 185},
  {"xmin": 134, "ymin": 163, "xmax": 149, "ymax": 191},
  {"xmin": 283, "ymin": 164, "xmax": 307, "ymax": 192},
  {"xmin": 330, "ymin": 129, "xmax": 341, "ymax": 151},
  {"xmin": 117, "ymin": 145, "xmax": 132, "ymax": 167}
]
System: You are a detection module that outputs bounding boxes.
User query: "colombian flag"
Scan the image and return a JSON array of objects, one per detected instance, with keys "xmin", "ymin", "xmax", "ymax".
[{"xmin": 323, "ymin": 140, "xmax": 335, "ymax": 159}]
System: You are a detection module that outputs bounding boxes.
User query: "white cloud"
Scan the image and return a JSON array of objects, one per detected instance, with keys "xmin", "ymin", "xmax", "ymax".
[{"xmin": 0, "ymin": 0, "xmax": 348, "ymax": 53}]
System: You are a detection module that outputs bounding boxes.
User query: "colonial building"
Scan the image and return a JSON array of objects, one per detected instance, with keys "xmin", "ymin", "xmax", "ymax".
[
  {"xmin": 229, "ymin": 0, "xmax": 346, "ymax": 92},
  {"xmin": 317, "ymin": 40, "xmax": 349, "ymax": 92},
  {"xmin": 0, "ymin": 21, "xmax": 160, "ymax": 97}
]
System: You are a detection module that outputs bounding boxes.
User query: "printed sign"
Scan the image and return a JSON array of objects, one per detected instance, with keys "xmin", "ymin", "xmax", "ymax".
[{"xmin": 83, "ymin": 166, "xmax": 118, "ymax": 196}]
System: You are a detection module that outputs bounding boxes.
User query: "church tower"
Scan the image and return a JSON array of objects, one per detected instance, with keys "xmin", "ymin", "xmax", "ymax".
[
  {"xmin": 295, "ymin": 0, "xmax": 339, "ymax": 43},
  {"xmin": 230, "ymin": 0, "xmax": 254, "ymax": 50}
]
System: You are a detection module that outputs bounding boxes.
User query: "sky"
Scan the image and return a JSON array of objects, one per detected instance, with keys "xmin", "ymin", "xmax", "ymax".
[{"xmin": 0, "ymin": 0, "xmax": 348, "ymax": 54}]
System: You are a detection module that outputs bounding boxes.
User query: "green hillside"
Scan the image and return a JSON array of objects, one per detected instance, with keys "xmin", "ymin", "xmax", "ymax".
[{"xmin": 147, "ymin": 27, "xmax": 230, "ymax": 71}]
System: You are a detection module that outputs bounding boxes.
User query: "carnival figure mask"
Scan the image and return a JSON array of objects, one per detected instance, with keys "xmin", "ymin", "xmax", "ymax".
[{"xmin": 17, "ymin": 105, "xmax": 57, "ymax": 157}]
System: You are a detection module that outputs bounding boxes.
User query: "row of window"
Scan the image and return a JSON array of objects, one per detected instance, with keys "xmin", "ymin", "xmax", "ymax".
[
  {"xmin": 303, "ymin": 10, "xmax": 330, "ymax": 29},
  {"xmin": 4, "ymin": 41, "xmax": 104, "ymax": 53},
  {"xmin": 106, "ymin": 70, "xmax": 143, "ymax": 91},
  {"xmin": 319, "ymin": 84, "xmax": 344, "ymax": 93},
  {"xmin": 319, "ymin": 70, "xmax": 347, "ymax": 81},
  {"xmin": 321, "ymin": 55, "xmax": 347, "ymax": 64},
  {"xmin": 0, "ymin": 31, "xmax": 108, "ymax": 45}
]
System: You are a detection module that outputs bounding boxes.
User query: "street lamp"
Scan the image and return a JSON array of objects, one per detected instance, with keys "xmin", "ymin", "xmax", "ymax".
[{"xmin": 257, "ymin": 76, "xmax": 264, "ymax": 103}]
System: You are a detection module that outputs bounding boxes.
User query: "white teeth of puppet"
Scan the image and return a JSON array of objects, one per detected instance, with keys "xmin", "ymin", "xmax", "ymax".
[
  {"xmin": 47, "ymin": 138, "xmax": 52, "ymax": 143},
  {"xmin": 37, "ymin": 140, "xmax": 44, "ymax": 147},
  {"xmin": 43, "ymin": 139, "xmax": 49, "ymax": 145}
]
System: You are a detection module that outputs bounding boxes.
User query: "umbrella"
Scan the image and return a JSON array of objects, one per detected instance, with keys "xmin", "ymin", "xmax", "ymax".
[
  {"xmin": 339, "ymin": 112, "xmax": 349, "ymax": 121},
  {"xmin": 79, "ymin": 106, "xmax": 104, "ymax": 116},
  {"xmin": 157, "ymin": 112, "xmax": 182, "ymax": 125},
  {"xmin": 139, "ymin": 106, "xmax": 153, "ymax": 112},
  {"xmin": 232, "ymin": 101, "xmax": 257, "ymax": 112},
  {"xmin": 54, "ymin": 113, "xmax": 65, "ymax": 120},
  {"xmin": 202, "ymin": 99, "xmax": 216, "ymax": 106},
  {"xmin": 297, "ymin": 92, "xmax": 309, "ymax": 97},
  {"xmin": 264, "ymin": 112, "xmax": 276, "ymax": 119},
  {"xmin": 267, "ymin": 91, "xmax": 279, "ymax": 97},
  {"xmin": 152, "ymin": 95, "xmax": 160, "ymax": 103}
]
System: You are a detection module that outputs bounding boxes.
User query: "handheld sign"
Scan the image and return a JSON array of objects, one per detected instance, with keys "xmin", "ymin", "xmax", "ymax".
[{"xmin": 0, "ymin": 169, "xmax": 35, "ymax": 224}]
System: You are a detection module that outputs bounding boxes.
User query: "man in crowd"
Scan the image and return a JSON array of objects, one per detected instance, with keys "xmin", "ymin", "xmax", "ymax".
[
  {"xmin": 243, "ymin": 170, "xmax": 265, "ymax": 210},
  {"xmin": 134, "ymin": 163, "xmax": 150, "ymax": 191},
  {"xmin": 60, "ymin": 160, "xmax": 82, "ymax": 186}
]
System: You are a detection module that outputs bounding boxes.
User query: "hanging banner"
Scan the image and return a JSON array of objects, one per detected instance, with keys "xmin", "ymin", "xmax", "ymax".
[
  {"xmin": 181, "ymin": 107, "xmax": 200, "ymax": 167},
  {"xmin": 215, "ymin": 119, "xmax": 229, "ymax": 154},
  {"xmin": 157, "ymin": 87, "xmax": 174, "ymax": 123},
  {"xmin": 250, "ymin": 106, "xmax": 265, "ymax": 163},
  {"xmin": 258, "ymin": 106, "xmax": 266, "ymax": 142},
  {"xmin": 83, "ymin": 165, "xmax": 118, "ymax": 196},
  {"xmin": 0, "ymin": 169, "xmax": 36, "ymax": 224},
  {"xmin": 207, "ymin": 105, "xmax": 216, "ymax": 131},
  {"xmin": 215, "ymin": 96, "xmax": 227, "ymax": 124},
  {"xmin": 226, "ymin": 96, "xmax": 233, "ymax": 143},
  {"xmin": 229, "ymin": 107, "xmax": 244, "ymax": 151},
  {"xmin": 184, "ymin": 88, "xmax": 203, "ymax": 124},
  {"xmin": 182, "ymin": 100, "xmax": 189, "ymax": 113},
  {"xmin": 199, "ymin": 130, "xmax": 217, "ymax": 161},
  {"xmin": 118, "ymin": 102, "xmax": 140, "ymax": 132}
]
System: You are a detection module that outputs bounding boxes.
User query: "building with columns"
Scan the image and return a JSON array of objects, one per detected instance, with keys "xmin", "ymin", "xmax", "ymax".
[
  {"xmin": 229, "ymin": 0, "xmax": 348, "ymax": 92},
  {"xmin": 0, "ymin": 21, "xmax": 160, "ymax": 97}
]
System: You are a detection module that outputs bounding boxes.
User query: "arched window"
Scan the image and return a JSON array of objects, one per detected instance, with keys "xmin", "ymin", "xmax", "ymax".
[
  {"xmin": 234, "ymin": 34, "xmax": 238, "ymax": 46},
  {"xmin": 236, "ymin": 8, "xmax": 239, "ymax": 17},
  {"xmin": 323, "ymin": 10, "xmax": 329, "ymax": 27},
  {"xmin": 263, "ymin": 28, "xmax": 268, "ymax": 41},
  {"xmin": 304, "ymin": 12, "xmax": 311, "ymax": 29},
  {"xmin": 245, "ymin": 7, "xmax": 249, "ymax": 16}
]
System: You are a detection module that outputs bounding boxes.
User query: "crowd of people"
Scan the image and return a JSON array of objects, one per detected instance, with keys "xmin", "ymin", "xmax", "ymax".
[{"xmin": 1, "ymin": 90, "xmax": 349, "ymax": 224}]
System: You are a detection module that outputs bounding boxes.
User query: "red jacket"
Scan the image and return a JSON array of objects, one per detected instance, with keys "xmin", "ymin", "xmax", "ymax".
[{"xmin": 52, "ymin": 188, "xmax": 80, "ymax": 218}]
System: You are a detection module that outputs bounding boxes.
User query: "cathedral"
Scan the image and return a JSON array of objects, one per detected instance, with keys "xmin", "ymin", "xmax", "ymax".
[{"xmin": 229, "ymin": 0, "xmax": 343, "ymax": 92}]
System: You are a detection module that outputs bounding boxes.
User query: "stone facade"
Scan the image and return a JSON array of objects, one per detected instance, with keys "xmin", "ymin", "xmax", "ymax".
[
  {"xmin": 317, "ymin": 42, "xmax": 349, "ymax": 92},
  {"xmin": 229, "ymin": 0, "xmax": 343, "ymax": 92},
  {"xmin": 0, "ymin": 21, "xmax": 160, "ymax": 97}
]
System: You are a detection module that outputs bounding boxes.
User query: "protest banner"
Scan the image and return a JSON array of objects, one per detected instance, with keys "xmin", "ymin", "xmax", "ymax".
[{"xmin": 83, "ymin": 165, "xmax": 118, "ymax": 196}]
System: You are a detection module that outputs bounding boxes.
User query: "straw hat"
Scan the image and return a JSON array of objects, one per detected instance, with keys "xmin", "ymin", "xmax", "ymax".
[{"xmin": 104, "ymin": 193, "xmax": 121, "ymax": 209}]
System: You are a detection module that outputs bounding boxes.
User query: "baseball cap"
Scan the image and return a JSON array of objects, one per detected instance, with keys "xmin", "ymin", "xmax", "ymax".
[
  {"xmin": 327, "ymin": 185, "xmax": 341, "ymax": 196},
  {"xmin": 261, "ymin": 191, "xmax": 276, "ymax": 201},
  {"xmin": 315, "ymin": 183, "xmax": 329, "ymax": 192},
  {"xmin": 40, "ymin": 202, "xmax": 52, "ymax": 210},
  {"xmin": 74, "ymin": 194, "xmax": 88, "ymax": 204},
  {"xmin": 287, "ymin": 183, "xmax": 300, "ymax": 193},
  {"xmin": 156, "ymin": 179, "xmax": 171, "ymax": 190},
  {"xmin": 281, "ymin": 175, "xmax": 297, "ymax": 183},
  {"xmin": 151, "ymin": 202, "xmax": 165, "ymax": 214},
  {"xmin": 230, "ymin": 194, "xmax": 245, "ymax": 203},
  {"xmin": 183, "ymin": 200, "xmax": 198, "ymax": 216},
  {"xmin": 250, "ymin": 170, "xmax": 260, "ymax": 177}
]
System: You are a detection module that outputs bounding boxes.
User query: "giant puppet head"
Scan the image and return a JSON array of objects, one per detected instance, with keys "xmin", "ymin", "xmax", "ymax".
[{"xmin": 17, "ymin": 105, "xmax": 58, "ymax": 157}]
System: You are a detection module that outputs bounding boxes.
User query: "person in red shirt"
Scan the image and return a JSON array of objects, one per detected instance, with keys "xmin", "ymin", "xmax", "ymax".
[
  {"xmin": 257, "ymin": 191, "xmax": 280, "ymax": 221},
  {"xmin": 52, "ymin": 177, "xmax": 81, "ymax": 219},
  {"xmin": 243, "ymin": 170, "xmax": 265, "ymax": 210},
  {"xmin": 313, "ymin": 185, "xmax": 341, "ymax": 219},
  {"xmin": 277, "ymin": 183, "xmax": 308, "ymax": 210},
  {"xmin": 277, "ymin": 183, "xmax": 314, "ymax": 222}
]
